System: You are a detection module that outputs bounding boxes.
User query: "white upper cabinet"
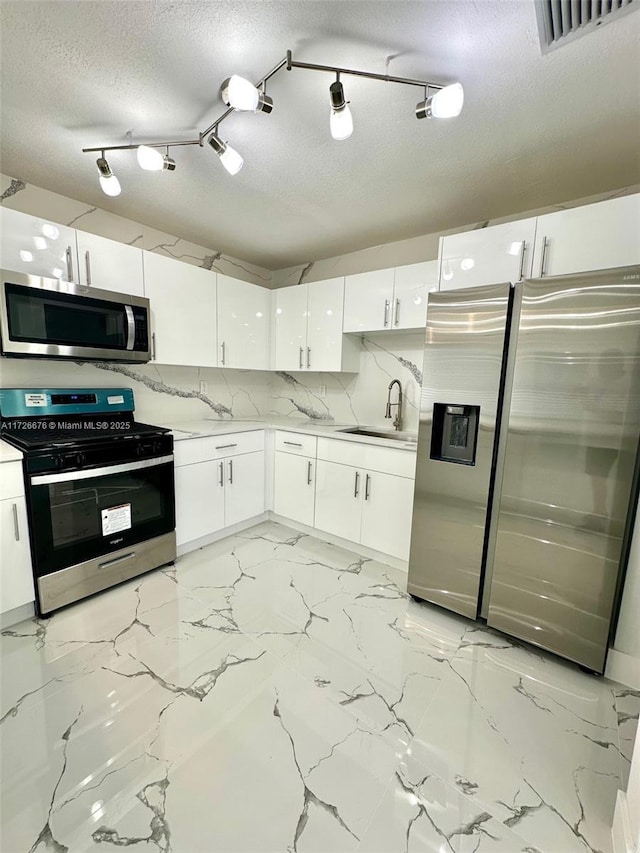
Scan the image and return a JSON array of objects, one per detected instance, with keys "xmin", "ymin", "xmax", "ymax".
[
  {"xmin": 343, "ymin": 262, "xmax": 438, "ymax": 332},
  {"xmin": 343, "ymin": 268, "xmax": 395, "ymax": 332},
  {"xmin": 438, "ymin": 218, "xmax": 538, "ymax": 291},
  {"xmin": 273, "ymin": 284, "xmax": 308, "ymax": 369},
  {"xmin": 273, "ymin": 277, "xmax": 359, "ymax": 372},
  {"xmin": 0, "ymin": 207, "xmax": 78, "ymax": 282},
  {"xmin": 217, "ymin": 274, "xmax": 270, "ymax": 370},
  {"xmin": 76, "ymin": 231, "xmax": 144, "ymax": 296},
  {"xmin": 531, "ymin": 194, "xmax": 640, "ymax": 278},
  {"xmin": 143, "ymin": 251, "xmax": 217, "ymax": 367},
  {"xmin": 392, "ymin": 261, "xmax": 439, "ymax": 329}
]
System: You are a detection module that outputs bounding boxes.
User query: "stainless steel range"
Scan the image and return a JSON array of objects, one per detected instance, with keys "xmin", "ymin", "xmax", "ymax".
[{"xmin": 0, "ymin": 387, "xmax": 176, "ymax": 616}]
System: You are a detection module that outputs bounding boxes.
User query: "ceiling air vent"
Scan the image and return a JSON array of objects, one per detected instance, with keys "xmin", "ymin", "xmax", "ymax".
[{"xmin": 536, "ymin": 0, "xmax": 637, "ymax": 52}]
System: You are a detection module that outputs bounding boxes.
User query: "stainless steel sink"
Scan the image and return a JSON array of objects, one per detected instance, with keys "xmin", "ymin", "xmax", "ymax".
[{"xmin": 338, "ymin": 426, "xmax": 417, "ymax": 443}]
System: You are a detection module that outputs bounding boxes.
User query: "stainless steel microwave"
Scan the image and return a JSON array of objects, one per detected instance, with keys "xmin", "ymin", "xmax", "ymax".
[{"xmin": 0, "ymin": 271, "xmax": 151, "ymax": 362}]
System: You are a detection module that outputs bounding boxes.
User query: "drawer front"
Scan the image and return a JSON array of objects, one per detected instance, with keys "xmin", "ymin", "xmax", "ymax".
[
  {"xmin": 0, "ymin": 462, "xmax": 25, "ymax": 500},
  {"xmin": 316, "ymin": 436, "xmax": 416, "ymax": 479},
  {"xmin": 274, "ymin": 431, "xmax": 317, "ymax": 458},
  {"xmin": 174, "ymin": 430, "xmax": 265, "ymax": 467}
]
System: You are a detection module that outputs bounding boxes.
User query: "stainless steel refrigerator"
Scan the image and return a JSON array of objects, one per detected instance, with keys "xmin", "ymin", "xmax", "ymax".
[{"xmin": 407, "ymin": 266, "xmax": 640, "ymax": 673}]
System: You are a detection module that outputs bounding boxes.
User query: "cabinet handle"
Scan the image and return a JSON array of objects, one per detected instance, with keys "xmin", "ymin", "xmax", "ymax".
[
  {"xmin": 365, "ymin": 473, "xmax": 371, "ymax": 501},
  {"xmin": 228, "ymin": 459, "xmax": 233, "ymax": 484},
  {"xmin": 151, "ymin": 332, "xmax": 157, "ymax": 360},
  {"xmin": 539, "ymin": 236, "xmax": 549, "ymax": 277},
  {"xmin": 306, "ymin": 347, "xmax": 311, "ymax": 369},
  {"xmin": 299, "ymin": 347, "xmax": 304, "ymax": 369},
  {"xmin": 12, "ymin": 503, "xmax": 19, "ymax": 541},
  {"xmin": 65, "ymin": 245, "xmax": 74, "ymax": 281},
  {"xmin": 354, "ymin": 470, "xmax": 360, "ymax": 498},
  {"xmin": 219, "ymin": 461, "xmax": 224, "ymax": 487},
  {"xmin": 85, "ymin": 250, "xmax": 92, "ymax": 286},
  {"xmin": 383, "ymin": 299, "xmax": 390, "ymax": 327},
  {"xmin": 518, "ymin": 241, "xmax": 527, "ymax": 281},
  {"xmin": 283, "ymin": 441, "xmax": 302, "ymax": 447},
  {"xmin": 394, "ymin": 298, "xmax": 400, "ymax": 326},
  {"xmin": 216, "ymin": 443, "xmax": 237, "ymax": 450},
  {"xmin": 307, "ymin": 460, "xmax": 312, "ymax": 485},
  {"xmin": 221, "ymin": 341, "xmax": 226, "ymax": 365}
]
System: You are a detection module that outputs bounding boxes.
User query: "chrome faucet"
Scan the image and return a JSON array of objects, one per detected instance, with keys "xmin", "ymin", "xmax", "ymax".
[{"xmin": 385, "ymin": 379, "xmax": 403, "ymax": 431}]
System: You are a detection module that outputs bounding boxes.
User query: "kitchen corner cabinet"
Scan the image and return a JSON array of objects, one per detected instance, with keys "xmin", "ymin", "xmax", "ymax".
[
  {"xmin": 0, "ymin": 463, "xmax": 35, "ymax": 615},
  {"xmin": 438, "ymin": 218, "xmax": 537, "ymax": 291},
  {"xmin": 75, "ymin": 231, "xmax": 144, "ymax": 296},
  {"xmin": 273, "ymin": 277, "xmax": 359, "ymax": 372},
  {"xmin": 0, "ymin": 206, "xmax": 78, "ymax": 282},
  {"xmin": 217, "ymin": 274, "xmax": 270, "ymax": 370},
  {"xmin": 143, "ymin": 251, "xmax": 217, "ymax": 366},
  {"xmin": 273, "ymin": 431, "xmax": 317, "ymax": 526},
  {"xmin": 174, "ymin": 431, "xmax": 265, "ymax": 550},
  {"xmin": 531, "ymin": 194, "xmax": 640, "ymax": 278},
  {"xmin": 313, "ymin": 438, "xmax": 416, "ymax": 560},
  {"xmin": 343, "ymin": 261, "xmax": 438, "ymax": 333}
]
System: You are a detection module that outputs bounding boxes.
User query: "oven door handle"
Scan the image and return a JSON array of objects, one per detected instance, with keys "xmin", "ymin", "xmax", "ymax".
[
  {"xmin": 125, "ymin": 305, "xmax": 135, "ymax": 351},
  {"xmin": 30, "ymin": 454, "xmax": 174, "ymax": 485}
]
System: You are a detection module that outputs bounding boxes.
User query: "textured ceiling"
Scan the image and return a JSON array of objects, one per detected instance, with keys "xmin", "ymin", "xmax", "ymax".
[{"xmin": 1, "ymin": 1, "xmax": 639, "ymax": 270}]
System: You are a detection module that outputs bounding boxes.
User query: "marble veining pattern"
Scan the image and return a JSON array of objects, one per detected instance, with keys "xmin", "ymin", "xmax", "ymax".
[{"xmin": 1, "ymin": 522, "xmax": 637, "ymax": 853}]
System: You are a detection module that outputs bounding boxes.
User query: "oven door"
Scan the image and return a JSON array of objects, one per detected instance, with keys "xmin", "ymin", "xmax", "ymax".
[{"xmin": 27, "ymin": 455, "xmax": 175, "ymax": 578}]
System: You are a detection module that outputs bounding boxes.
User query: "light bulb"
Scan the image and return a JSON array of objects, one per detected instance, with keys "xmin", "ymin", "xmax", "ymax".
[
  {"xmin": 137, "ymin": 145, "xmax": 164, "ymax": 171},
  {"xmin": 219, "ymin": 145, "xmax": 244, "ymax": 176},
  {"xmin": 221, "ymin": 75, "xmax": 259, "ymax": 111},
  {"xmin": 99, "ymin": 174, "xmax": 121, "ymax": 197},
  {"xmin": 330, "ymin": 106, "xmax": 353, "ymax": 141},
  {"xmin": 429, "ymin": 83, "xmax": 464, "ymax": 118}
]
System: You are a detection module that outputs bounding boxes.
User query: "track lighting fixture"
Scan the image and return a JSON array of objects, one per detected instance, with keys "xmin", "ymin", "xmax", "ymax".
[
  {"xmin": 83, "ymin": 50, "xmax": 463, "ymax": 192},
  {"xmin": 208, "ymin": 132, "xmax": 243, "ymax": 176},
  {"xmin": 136, "ymin": 145, "xmax": 176, "ymax": 171},
  {"xmin": 96, "ymin": 155, "xmax": 121, "ymax": 197},
  {"xmin": 329, "ymin": 78, "xmax": 353, "ymax": 141},
  {"xmin": 415, "ymin": 83, "xmax": 464, "ymax": 120}
]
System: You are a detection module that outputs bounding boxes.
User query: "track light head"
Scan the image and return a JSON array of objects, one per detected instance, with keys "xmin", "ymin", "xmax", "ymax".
[
  {"xmin": 221, "ymin": 75, "xmax": 260, "ymax": 111},
  {"xmin": 137, "ymin": 145, "xmax": 176, "ymax": 171},
  {"xmin": 329, "ymin": 80, "xmax": 353, "ymax": 141},
  {"xmin": 96, "ymin": 156, "xmax": 121, "ymax": 196},
  {"xmin": 162, "ymin": 155, "xmax": 176, "ymax": 171},
  {"xmin": 208, "ymin": 132, "xmax": 243, "ymax": 176},
  {"xmin": 256, "ymin": 91, "xmax": 274, "ymax": 114},
  {"xmin": 416, "ymin": 82, "xmax": 464, "ymax": 120}
]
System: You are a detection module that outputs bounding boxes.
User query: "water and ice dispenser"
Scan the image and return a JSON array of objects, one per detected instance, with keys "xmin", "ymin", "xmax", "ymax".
[{"xmin": 430, "ymin": 403, "xmax": 480, "ymax": 465}]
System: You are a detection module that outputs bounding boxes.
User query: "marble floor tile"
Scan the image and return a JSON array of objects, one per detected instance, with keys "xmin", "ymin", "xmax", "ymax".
[{"xmin": 0, "ymin": 521, "xmax": 636, "ymax": 853}]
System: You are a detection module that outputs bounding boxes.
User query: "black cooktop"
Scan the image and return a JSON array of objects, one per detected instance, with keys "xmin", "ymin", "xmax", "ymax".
[{"xmin": 1, "ymin": 415, "xmax": 169, "ymax": 452}]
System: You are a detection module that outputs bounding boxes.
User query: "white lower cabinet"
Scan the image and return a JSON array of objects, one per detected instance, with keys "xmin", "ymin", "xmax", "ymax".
[
  {"xmin": 0, "ymin": 465, "xmax": 35, "ymax": 616},
  {"xmin": 174, "ymin": 459, "xmax": 225, "ymax": 545},
  {"xmin": 314, "ymin": 456, "xmax": 415, "ymax": 561},
  {"xmin": 273, "ymin": 452, "xmax": 316, "ymax": 527},
  {"xmin": 225, "ymin": 451, "xmax": 265, "ymax": 527}
]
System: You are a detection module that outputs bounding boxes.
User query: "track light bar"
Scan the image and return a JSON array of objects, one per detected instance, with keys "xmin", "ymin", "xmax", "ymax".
[{"xmin": 82, "ymin": 50, "xmax": 462, "ymax": 191}]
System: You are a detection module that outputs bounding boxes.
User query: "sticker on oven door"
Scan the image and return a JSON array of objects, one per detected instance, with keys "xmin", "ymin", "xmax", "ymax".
[
  {"xmin": 101, "ymin": 503, "xmax": 132, "ymax": 536},
  {"xmin": 25, "ymin": 393, "xmax": 47, "ymax": 407}
]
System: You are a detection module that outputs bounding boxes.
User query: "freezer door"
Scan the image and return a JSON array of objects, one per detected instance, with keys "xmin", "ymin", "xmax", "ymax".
[
  {"xmin": 488, "ymin": 267, "xmax": 640, "ymax": 673},
  {"xmin": 408, "ymin": 282, "xmax": 512, "ymax": 618}
]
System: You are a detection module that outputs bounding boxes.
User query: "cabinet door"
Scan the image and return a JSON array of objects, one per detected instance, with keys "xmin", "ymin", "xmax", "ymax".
[
  {"xmin": 439, "ymin": 218, "xmax": 537, "ymax": 291},
  {"xmin": 306, "ymin": 277, "xmax": 353, "ymax": 371},
  {"xmin": 273, "ymin": 452, "xmax": 315, "ymax": 527},
  {"xmin": 75, "ymin": 231, "xmax": 144, "ymax": 296},
  {"xmin": 0, "ymin": 497, "xmax": 35, "ymax": 614},
  {"xmin": 392, "ymin": 261, "xmax": 439, "ymax": 329},
  {"xmin": 174, "ymin": 460, "xmax": 225, "ymax": 546},
  {"xmin": 0, "ymin": 207, "xmax": 78, "ymax": 282},
  {"xmin": 531, "ymin": 195, "xmax": 640, "ymax": 278},
  {"xmin": 225, "ymin": 451, "xmax": 265, "ymax": 527},
  {"xmin": 143, "ymin": 252, "xmax": 217, "ymax": 366},
  {"xmin": 343, "ymin": 269, "xmax": 395, "ymax": 333},
  {"xmin": 314, "ymin": 460, "xmax": 362, "ymax": 542},
  {"xmin": 273, "ymin": 284, "xmax": 308, "ymax": 370},
  {"xmin": 217, "ymin": 275, "xmax": 270, "ymax": 369},
  {"xmin": 360, "ymin": 471, "xmax": 415, "ymax": 560}
]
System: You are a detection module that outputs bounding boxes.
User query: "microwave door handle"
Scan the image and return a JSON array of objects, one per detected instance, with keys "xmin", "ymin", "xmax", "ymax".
[{"xmin": 125, "ymin": 305, "xmax": 135, "ymax": 350}]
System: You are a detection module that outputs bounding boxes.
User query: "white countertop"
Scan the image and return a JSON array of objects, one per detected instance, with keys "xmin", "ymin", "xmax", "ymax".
[
  {"xmin": 160, "ymin": 417, "xmax": 418, "ymax": 452},
  {"xmin": 0, "ymin": 439, "xmax": 24, "ymax": 464}
]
